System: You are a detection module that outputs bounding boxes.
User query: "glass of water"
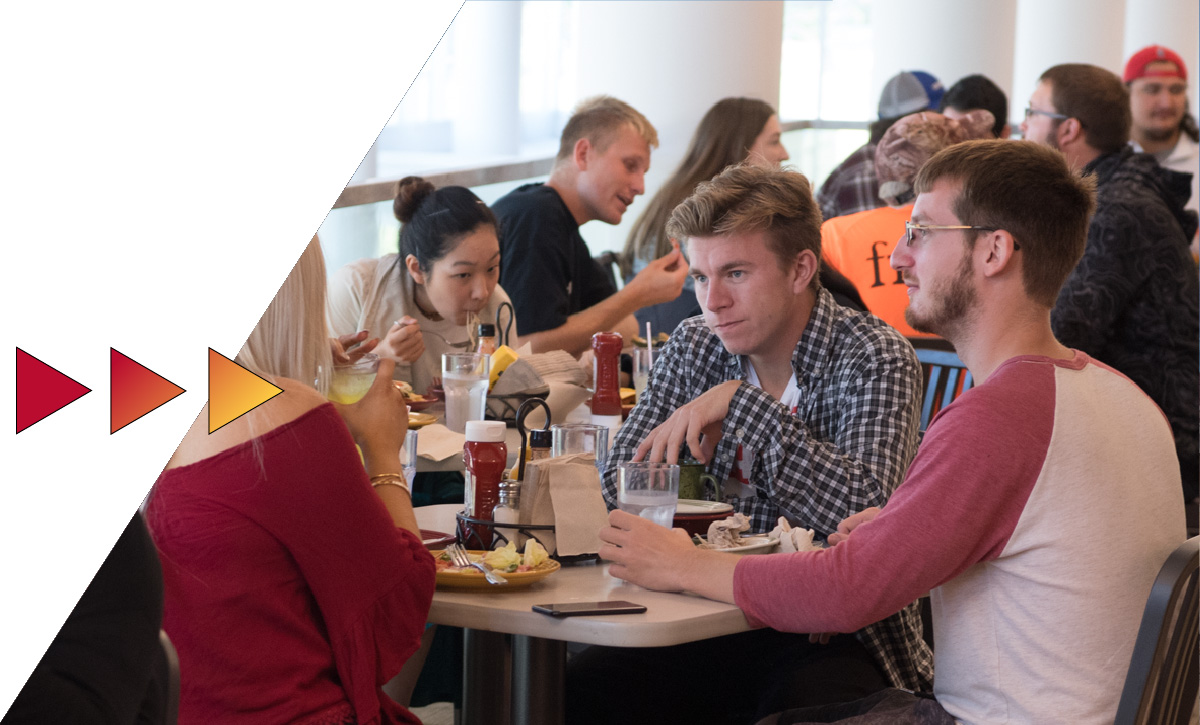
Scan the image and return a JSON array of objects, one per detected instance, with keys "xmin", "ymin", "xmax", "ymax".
[
  {"xmin": 632, "ymin": 346, "xmax": 652, "ymax": 400},
  {"xmin": 617, "ymin": 462, "xmax": 679, "ymax": 528},
  {"xmin": 441, "ymin": 353, "xmax": 490, "ymax": 434}
]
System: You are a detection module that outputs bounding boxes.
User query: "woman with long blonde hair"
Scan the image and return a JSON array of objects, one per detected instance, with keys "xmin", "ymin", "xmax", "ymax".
[{"xmin": 148, "ymin": 236, "xmax": 434, "ymax": 725}]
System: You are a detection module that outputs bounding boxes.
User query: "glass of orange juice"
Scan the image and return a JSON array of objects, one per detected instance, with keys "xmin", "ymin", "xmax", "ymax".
[{"xmin": 327, "ymin": 353, "xmax": 380, "ymax": 404}]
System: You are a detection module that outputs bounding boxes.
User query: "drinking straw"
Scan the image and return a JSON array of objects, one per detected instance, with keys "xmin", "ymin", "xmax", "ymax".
[{"xmin": 645, "ymin": 321, "xmax": 653, "ymax": 368}]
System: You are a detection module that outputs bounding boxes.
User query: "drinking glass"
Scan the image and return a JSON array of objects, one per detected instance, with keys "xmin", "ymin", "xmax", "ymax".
[
  {"xmin": 442, "ymin": 353, "xmax": 489, "ymax": 434},
  {"xmin": 327, "ymin": 353, "xmax": 380, "ymax": 404},
  {"xmin": 402, "ymin": 429, "xmax": 419, "ymax": 486},
  {"xmin": 617, "ymin": 462, "xmax": 679, "ymax": 528},
  {"xmin": 551, "ymin": 423, "xmax": 609, "ymax": 458},
  {"xmin": 632, "ymin": 347, "xmax": 652, "ymax": 400}
]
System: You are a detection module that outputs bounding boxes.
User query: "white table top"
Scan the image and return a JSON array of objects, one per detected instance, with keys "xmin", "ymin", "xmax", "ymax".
[{"xmin": 427, "ymin": 560, "xmax": 754, "ymax": 648}]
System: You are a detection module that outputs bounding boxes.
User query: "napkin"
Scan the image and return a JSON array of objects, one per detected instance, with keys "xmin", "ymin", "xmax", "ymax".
[
  {"xmin": 490, "ymin": 358, "xmax": 549, "ymax": 397},
  {"xmin": 520, "ymin": 453, "xmax": 609, "ymax": 556},
  {"xmin": 415, "ymin": 424, "xmax": 465, "ymax": 461}
]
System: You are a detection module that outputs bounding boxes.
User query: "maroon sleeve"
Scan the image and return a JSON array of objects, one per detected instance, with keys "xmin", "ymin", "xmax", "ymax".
[
  {"xmin": 733, "ymin": 361, "xmax": 1056, "ymax": 633},
  {"xmin": 247, "ymin": 405, "xmax": 435, "ymax": 723}
]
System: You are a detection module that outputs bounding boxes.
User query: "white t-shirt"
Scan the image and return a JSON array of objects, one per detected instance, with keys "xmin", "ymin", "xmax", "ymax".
[{"xmin": 724, "ymin": 361, "xmax": 800, "ymax": 499}]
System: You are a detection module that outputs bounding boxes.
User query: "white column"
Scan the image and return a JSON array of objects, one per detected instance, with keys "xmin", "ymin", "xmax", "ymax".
[
  {"xmin": 872, "ymin": 0, "xmax": 1018, "ymax": 122},
  {"xmin": 1012, "ymin": 0, "xmax": 1128, "ymax": 119},
  {"xmin": 1123, "ymin": 0, "xmax": 1200, "ymax": 117},
  {"xmin": 574, "ymin": 0, "xmax": 785, "ymax": 253},
  {"xmin": 452, "ymin": 1, "xmax": 522, "ymax": 159}
]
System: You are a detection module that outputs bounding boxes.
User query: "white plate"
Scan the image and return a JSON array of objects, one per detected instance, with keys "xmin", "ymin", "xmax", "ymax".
[
  {"xmin": 675, "ymin": 500, "xmax": 734, "ymax": 515},
  {"xmin": 698, "ymin": 534, "xmax": 779, "ymax": 555}
]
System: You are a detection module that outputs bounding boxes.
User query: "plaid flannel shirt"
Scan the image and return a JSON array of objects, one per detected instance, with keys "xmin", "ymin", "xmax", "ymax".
[
  {"xmin": 602, "ymin": 289, "xmax": 933, "ymax": 692},
  {"xmin": 816, "ymin": 143, "xmax": 884, "ymax": 222}
]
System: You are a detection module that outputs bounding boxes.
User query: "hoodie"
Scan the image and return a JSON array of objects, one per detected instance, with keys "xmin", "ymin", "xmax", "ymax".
[{"xmin": 1051, "ymin": 146, "xmax": 1199, "ymax": 498}]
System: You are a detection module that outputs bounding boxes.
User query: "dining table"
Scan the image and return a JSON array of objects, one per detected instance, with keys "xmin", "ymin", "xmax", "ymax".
[{"xmin": 427, "ymin": 557, "xmax": 756, "ymax": 725}]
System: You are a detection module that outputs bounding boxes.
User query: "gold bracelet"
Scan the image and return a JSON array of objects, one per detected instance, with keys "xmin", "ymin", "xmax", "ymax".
[{"xmin": 369, "ymin": 473, "xmax": 411, "ymax": 496}]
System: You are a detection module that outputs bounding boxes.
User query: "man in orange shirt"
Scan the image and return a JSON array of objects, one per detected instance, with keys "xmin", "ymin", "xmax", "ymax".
[{"xmin": 821, "ymin": 110, "xmax": 993, "ymax": 337}]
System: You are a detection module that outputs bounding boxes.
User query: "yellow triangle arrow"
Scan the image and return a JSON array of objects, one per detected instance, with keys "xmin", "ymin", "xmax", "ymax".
[{"xmin": 208, "ymin": 348, "xmax": 283, "ymax": 434}]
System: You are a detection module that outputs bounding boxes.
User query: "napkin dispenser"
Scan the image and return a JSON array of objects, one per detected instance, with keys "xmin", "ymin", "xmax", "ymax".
[{"xmin": 519, "ymin": 453, "xmax": 609, "ymax": 557}]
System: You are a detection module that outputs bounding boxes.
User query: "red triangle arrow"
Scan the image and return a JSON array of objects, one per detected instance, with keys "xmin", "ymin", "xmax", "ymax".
[
  {"xmin": 110, "ymin": 348, "xmax": 186, "ymax": 434},
  {"xmin": 16, "ymin": 348, "xmax": 92, "ymax": 433}
]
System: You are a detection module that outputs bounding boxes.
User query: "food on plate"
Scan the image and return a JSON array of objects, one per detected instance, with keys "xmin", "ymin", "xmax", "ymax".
[
  {"xmin": 632, "ymin": 333, "xmax": 670, "ymax": 348},
  {"xmin": 434, "ymin": 540, "xmax": 550, "ymax": 574},
  {"xmin": 768, "ymin": 517, "xmax": 823, "ymax": 553},
  {"xmin": 407, "ymin": 412, "xmax": 436, "ymax": 430},
  {"xmin": 484, "ymin": 539, "xmax": 550, "ymax": 571},
  {"xmin": 393, "ymin": 379, "xmax": 429, "ymax": 403},
  {"xmin": 700, "ymin": 513, "xmax": 752, "ymax": 549}
]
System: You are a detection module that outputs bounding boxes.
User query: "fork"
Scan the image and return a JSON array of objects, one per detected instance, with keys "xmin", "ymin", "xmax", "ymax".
[
  {"xmin": 448, "ymin": 544, "xmax": 508, "ymax": 585},
  {"xmin": 391, "ymin": 320, "xmax": 473, "ymax": 349}
]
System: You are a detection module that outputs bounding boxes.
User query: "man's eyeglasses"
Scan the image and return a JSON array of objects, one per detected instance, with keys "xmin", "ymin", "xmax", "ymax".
[
  {"xmin": 1024, "ymin": 105, "xmax": 1069, "ymax": 121},
  {"xmin": 904, "ymin": 221, "xmax": 1017, "ymax": 249}
]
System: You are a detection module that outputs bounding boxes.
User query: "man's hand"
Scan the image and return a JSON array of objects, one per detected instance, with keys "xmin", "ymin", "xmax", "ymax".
[
  {"xmin": 826, "ymin": 506, "xmax": 880, "ymax": 547},
  {"xmin": 624, "ymin": 240, "xmax": 689, "ymax": 307},
  {"xmin": 599, "ymin": 510, "xmax": 700, "ymax": 592},
  {"xmin": 385, "ymin": 316, "xmax": 426, "ymax": 363},
  {"xmin": 331, "ymin": 331, "xmax": 380, "ymax": 364},
  {"xmin": 634, "ymin": 380, "xmax": 741, "ymax": 464}
]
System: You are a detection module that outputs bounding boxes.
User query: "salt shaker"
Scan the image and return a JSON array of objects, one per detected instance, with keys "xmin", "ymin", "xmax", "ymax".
[{"xmin": 493, "ymin": 479, "xmax": 523, "ymax": 547}]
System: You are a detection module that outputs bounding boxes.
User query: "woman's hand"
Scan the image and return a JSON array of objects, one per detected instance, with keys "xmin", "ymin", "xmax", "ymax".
[
  {"xmin": 385, "ymin": 316, "xmax": 426, "ymax": 363},
  {"xmin": 333, "ymin": 359, "xmax": 409, "ymax": 469},
  {"xmin": 331, "ymin": 330, "xmax": 380, "ymax": 364}
]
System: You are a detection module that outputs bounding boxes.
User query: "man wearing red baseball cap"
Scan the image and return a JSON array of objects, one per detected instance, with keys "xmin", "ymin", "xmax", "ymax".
[{"xmin": 1124, "ymin": 45, "xmax": 1198, "ymax": 219}]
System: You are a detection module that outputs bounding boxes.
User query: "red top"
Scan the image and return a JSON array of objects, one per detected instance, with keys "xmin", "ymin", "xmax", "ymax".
[{"xmin": 146, "ymin": 404, "xmax": 435, "ymax": 725}]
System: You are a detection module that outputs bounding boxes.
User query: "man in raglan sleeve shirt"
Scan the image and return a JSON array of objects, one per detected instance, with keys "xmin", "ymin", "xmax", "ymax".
[{"xmin": 599, "ymin": 140, "xmax": 1186, "ymax": 724}]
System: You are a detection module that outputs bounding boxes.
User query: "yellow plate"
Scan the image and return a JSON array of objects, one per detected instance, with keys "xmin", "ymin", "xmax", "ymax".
[
  {"xmin": 434, "ymin": 550, "xmax": 561, "ymax": 590},
  {"xmin": 409, "ymin": 412, "xmax": 437, "ymax": 429}
]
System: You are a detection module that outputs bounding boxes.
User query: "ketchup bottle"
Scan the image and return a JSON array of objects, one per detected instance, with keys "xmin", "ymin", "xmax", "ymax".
[
  {"xmin": 463, "ymin": 420, "xmax": 508, "ymax": 548},
  {"xmin": 590, "ymin": 332, "xmax": 624, "ymax": 454},
  {"xmin": 591, "ymin": 332, "xmax": 623, "ymax": 416}
]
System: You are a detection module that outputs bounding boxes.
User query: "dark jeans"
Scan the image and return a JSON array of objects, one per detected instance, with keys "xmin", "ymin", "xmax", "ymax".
[
  {"xmin": 565, "ymin": 629, "xmax": 887, "ymax": 725},
  {"xmin": 759, "ymin": 688, "xmax": 954, "ymax": 725}
]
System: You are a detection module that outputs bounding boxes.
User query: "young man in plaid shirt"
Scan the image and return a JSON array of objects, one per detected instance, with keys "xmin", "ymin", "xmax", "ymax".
[{"xmin": 568, "ymin": 165, "xmax": 929, "ymax": 724}]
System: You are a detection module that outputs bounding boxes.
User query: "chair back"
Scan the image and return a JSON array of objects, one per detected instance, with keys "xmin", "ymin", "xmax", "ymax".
[
  {"xmin": 159, "ymin": 630, "xmax": 181, "ymax": 725},
  {"xmin": 912, "ymin": 346, "xmax": 973, "ymax": 431},
  {"xmin": 1114, "ymin": 536, "xmax": 1200, "ymax": 725},
  {"xmin": 594, "ymin": 251, "xmax": 622, "ymax": 291}
]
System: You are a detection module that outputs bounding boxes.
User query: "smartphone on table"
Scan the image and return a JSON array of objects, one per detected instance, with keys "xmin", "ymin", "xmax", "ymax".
[{"xmin": 532, "ymin": 600, "xmax": 647, "ymax": 617}]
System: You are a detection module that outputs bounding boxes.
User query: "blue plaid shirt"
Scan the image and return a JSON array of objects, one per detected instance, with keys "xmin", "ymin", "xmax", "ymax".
[{"xmin": 602, "ymin": 288, "xmax": 933, "ymax": 692}]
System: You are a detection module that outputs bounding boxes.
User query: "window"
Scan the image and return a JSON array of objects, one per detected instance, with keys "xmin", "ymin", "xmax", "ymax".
[{"xmin": 373, "ymin": 1, "xmax": 579, "ymax": 179}]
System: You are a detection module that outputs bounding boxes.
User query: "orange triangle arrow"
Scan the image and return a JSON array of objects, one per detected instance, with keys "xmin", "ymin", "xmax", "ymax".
[
  {"xmin": 208, "ymin": 348, "xmax": 283, "ymax": 434},
  {"xmin": 110, "ymin": 348, "xmax": 186, "ymax": 434},
  {"xmin": 16, "ymin": 348, "xmax": 92, "ymax": 433}
]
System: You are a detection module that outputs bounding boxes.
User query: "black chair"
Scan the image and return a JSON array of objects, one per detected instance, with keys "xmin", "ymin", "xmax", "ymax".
[
  {"xmin": 910, "ymin": 345, "xmax": 973, "ymax": 432},
  {"xmin": 594, "ymin": 251, "xmax": 623, "ymax": 291},
  {"xmin": 1114, "ymin": 536, "xmax": 1200, "ymax": 725}
]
